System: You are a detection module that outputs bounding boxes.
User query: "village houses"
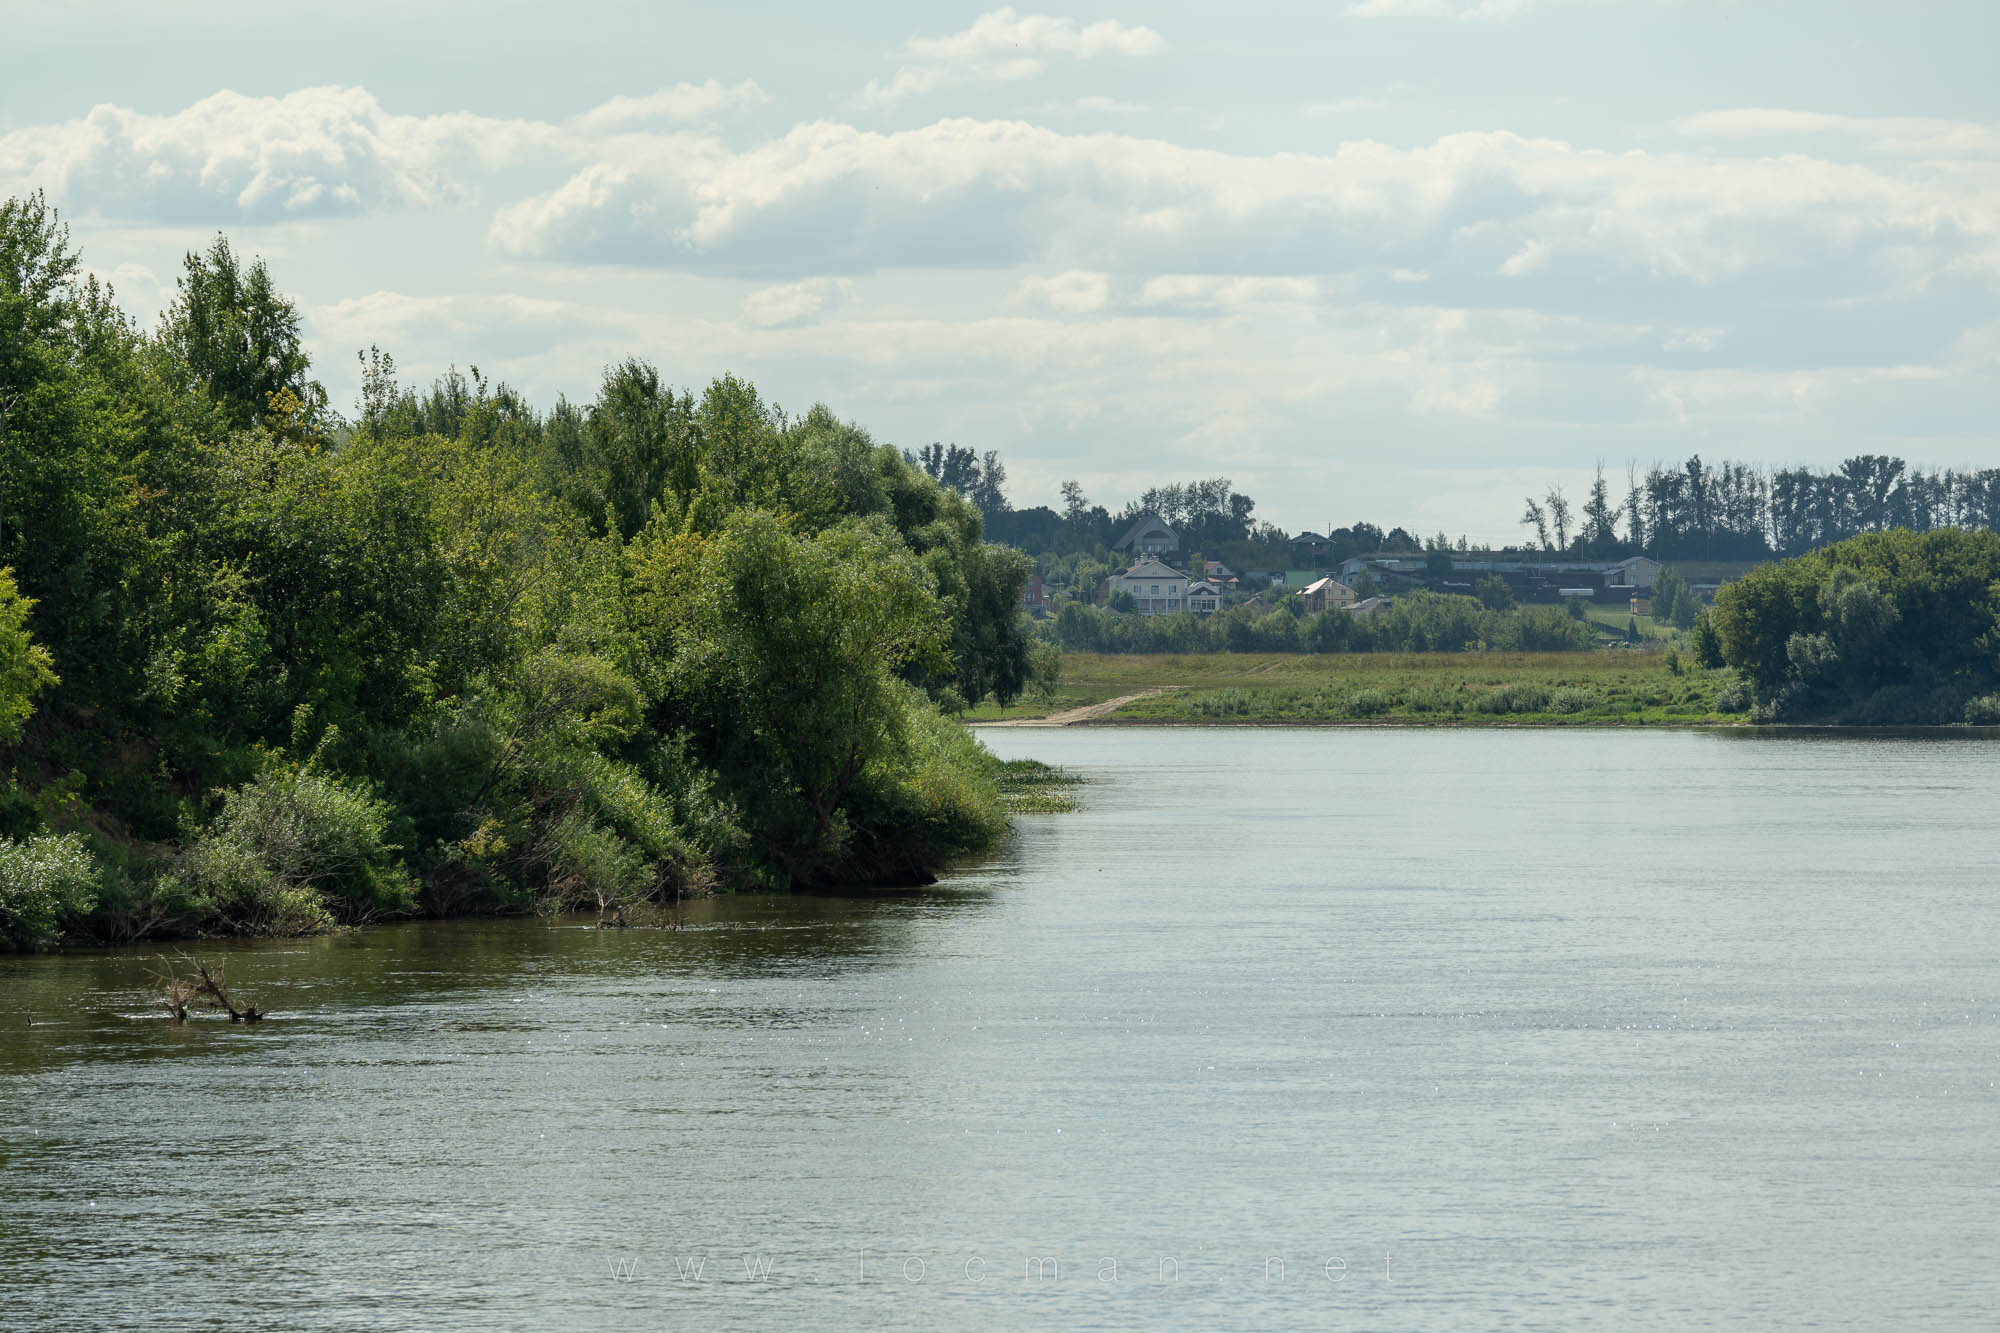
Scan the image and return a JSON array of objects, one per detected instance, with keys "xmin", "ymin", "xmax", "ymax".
[
  {"xmin": 1299, "ymin": 575, "xmax": 1357, "ymax": 614},
  {"xmin": 1107, "ymin": 556, "xmax": 1192, "ymax": 615},
  {"xmin": 1112, "ymin": 511, "xmax": 1179, "ymax": 557}
]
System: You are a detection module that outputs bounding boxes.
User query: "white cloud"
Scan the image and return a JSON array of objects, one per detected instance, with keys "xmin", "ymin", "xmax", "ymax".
[
  {"xmin": 1347, "ymin": 0, "xmax": 1528, "ymax": 17},
  {"xmin": 1636, "ymin": 363, "xmax": 1949, "ymax": 426},
  {"xmin": 1679, "ymin": 108, "xmax": 2000, "ymax": 158},
  {"xmin": 1661, "ymin": 328, "xmax": 1722, "ymax": 353},
  {"xmin": 86, "ymin": 261, "xmax": 174, "ymax": 327},
  {"xmin": 743, "ymin": 276, "xmax": 854, "ymax": 327},
  {"xmin": 1015, "ymin": 270, "xmax": 1110, "ymax": 313},
  {"xmin": 488, "ymin": 117, "xmax": 2000, "ymax": 296},
  {"xmin": 572, "ymin": 80, "xmax": 769, "ymax": 132},
  {"xmin": 858, "ymin": 8, "xmax": 1164, "ymax": 106},
  {"xmin": 308, "ymin": 289, "xmax": 625, "ymax": 362},
  {"xmin": 1136, "ymin": 274, "xmax": 1321, "ymax": 310},
  {"xmin": 0, "ymin": 86, "xmax": 514, "ymax": 221},
  {"xmin": 1346, "ymin": 0, "xmax": 1660, "ymax": 17},
  {"xmin": 1306, "ymin": 99, "xmax": 1383, "ymax": 117},
  {"xmin": 1035, "ymin": 95, "xmax": 1152, "ymax": 115},
  {"xmin": 1498, "ymin": 238, "xmax": 1552, "ymax": 276},
  {"xmin": 0, "ymin": 84, "xmax": 720, "ymax": 224},
  {"xmin": 14, "ymin": 82, "xmax": 1994, "ymax": 540},
  {"xmin": 19, "ymin": 85, "xmax": 1994, "ymax": 302}
]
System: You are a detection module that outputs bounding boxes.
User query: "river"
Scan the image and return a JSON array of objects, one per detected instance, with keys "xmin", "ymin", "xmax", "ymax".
[{"xmin": 3, "ymin": 729, "xmax": 1996, "ymax": 1330}]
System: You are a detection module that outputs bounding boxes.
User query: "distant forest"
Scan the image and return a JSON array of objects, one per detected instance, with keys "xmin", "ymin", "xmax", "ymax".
[{"xmin": 907, "ymin": 443, "xmax": 2000, "ymax": 567}]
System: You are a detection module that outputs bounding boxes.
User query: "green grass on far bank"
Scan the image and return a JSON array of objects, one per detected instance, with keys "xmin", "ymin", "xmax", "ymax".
[
  {"xmin": 1581, "ymin": 604, "xmax": 1677, "ymax": 642},
  {"xmin": 967, "ymin": 651, "xmax": 1745, "ymax": 727}
]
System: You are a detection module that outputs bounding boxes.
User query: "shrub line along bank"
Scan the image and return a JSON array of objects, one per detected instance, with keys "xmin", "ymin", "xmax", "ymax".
[{"xmin": 0, "ymin": 194, "xmax": 1049, "ymax": 952}]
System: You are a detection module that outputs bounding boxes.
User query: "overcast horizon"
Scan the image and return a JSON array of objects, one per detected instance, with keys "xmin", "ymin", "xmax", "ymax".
[{"xmin": 5, "ymin": 0, "xmax": 1995, "ymax": 543}]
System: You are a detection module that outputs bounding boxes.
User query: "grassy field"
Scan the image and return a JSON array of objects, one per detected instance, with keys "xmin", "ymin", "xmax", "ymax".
[
  {"xmin": 1581, "ymin": 604, "xmax": 1677, "ymax": 642},
  {"xmin": 966, "ymin": 651, "xmax": 1744, "ymax": 727}
]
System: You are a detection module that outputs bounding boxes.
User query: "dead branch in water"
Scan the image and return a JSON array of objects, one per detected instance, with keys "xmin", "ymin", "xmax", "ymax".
[{"xmin": 154, "ymin": 955, "xmax": 265, "ymax": 1023}]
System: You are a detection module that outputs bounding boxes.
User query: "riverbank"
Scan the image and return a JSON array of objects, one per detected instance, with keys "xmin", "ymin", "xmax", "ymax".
[{"xmin": 965, "ymin": 651, "xmax": 1748, "ymax": 727}]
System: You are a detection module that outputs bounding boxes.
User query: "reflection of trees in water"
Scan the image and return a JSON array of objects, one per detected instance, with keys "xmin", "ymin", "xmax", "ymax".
[{"xmin": 0, "ymin": 882, "xmax": 1005, "ymax": 1078}]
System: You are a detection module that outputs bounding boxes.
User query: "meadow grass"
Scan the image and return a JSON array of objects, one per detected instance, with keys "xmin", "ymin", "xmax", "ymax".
[{"xmin": 966, "ymin": 651, "xmax": 1743, "ymax": 727}]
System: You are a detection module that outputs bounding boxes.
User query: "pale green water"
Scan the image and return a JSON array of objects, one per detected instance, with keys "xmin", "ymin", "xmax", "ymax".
[{"xmin": 3, "ymin": 729, "xmax": 1997, "ymax": 1330}]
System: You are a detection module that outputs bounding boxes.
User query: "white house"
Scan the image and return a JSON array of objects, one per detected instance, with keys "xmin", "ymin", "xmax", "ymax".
[
  {"xmin": 1108, "ymin": 556, "xmax": 1191, "ymax": 615},
  {"xmin": 1185, "ymin": 579, "xmax": 1222, "ymax": 615},
  {"xmin": 1299, "ymin": 576, "xmax": 1357, "ymax": 613},
  {"xmin": 1112, "ymin": 511, "xmax": 1179, "ymax": 557}
]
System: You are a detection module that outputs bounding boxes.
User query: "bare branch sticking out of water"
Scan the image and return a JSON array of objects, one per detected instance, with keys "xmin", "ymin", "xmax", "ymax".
[{"xmin": 153, "ymin": 955, "xmax": 265, "ymax": 1023}]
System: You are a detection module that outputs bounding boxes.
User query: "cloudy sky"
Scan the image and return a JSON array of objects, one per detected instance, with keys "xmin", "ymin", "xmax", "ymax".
[{"xmin": 4, "ymin": 1, "xmax": 1995, "ymax": 540}]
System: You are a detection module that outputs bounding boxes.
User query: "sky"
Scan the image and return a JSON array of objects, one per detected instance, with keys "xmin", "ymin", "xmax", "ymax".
[{"xmin": 3, "ymin": 0, "xmax": 1995, "ymax": 542}]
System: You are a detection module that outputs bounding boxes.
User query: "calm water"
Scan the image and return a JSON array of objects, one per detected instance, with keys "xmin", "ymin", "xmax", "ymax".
[{"xmin": 3, "ymin": 729, "xmax": 1998, "ymax": 1330}]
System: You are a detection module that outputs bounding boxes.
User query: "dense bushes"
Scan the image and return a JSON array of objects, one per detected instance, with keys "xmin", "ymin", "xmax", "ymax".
[
  {"xmin": 173, "ymin": 769, "xmax": 417, "ymax": 933},
  {"xmin": 1711, "ymin": 529, "xmax": 2000, "ymax": 723},
  {"xmin": 0, "ymin": 193, "xmax": 1038, "ymax": 948},
  {"xmin": 0, "ymin": 833, "xmax": 99, "ymax": 950},
  {"xmin": 1053, "ymin": 590, "xmax": 1597, "ymax": 655}
]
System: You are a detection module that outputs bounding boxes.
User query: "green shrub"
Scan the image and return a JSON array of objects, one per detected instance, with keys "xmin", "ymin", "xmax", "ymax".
[
  {"xmin": 1344, "ymin": 689, "xmax": 1390, "ymax": 718},
  {"xmin": 1715, "ymin": 681, "xmax": 1751, "ymax": 714},
  {"xmin": 170, "ymin": 835, "xmax": 335, "ymax": 935},
  {"xmin": 0, "ymin": 832, "xmax": 100, "ymax": 950},
  {"xmin": 179, "ymin": 768, "xmax": 415, "ymax": 933},
  {"xmin": 1472, "ymin": 683, "xmax": 1551, "ymax": 714},
  {"xmin": 1546, "ymin": 687, "xmax": 1599, "ymax": 715},
  {"xmin": 539, "ymin": 810, "xmax": 652, "ymax": 912},
  {"xmin": 841, "ymin": 693, "xmax": 1006, "ymax": 885},
  {"xmin": 1965, "ymin": 694, "xmax": 2000, "ymax": 726}
]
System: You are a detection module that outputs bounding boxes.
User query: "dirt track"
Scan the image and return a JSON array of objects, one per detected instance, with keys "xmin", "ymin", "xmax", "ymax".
[{"xmin": 974, "ymin": 688, "xmax": 1179, "ymax": 727}]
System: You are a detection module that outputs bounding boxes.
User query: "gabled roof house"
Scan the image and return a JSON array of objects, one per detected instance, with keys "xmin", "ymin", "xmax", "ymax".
[{"xmin": 1113, "ymin": 511, "xmax": 1179, "ymax": 556}]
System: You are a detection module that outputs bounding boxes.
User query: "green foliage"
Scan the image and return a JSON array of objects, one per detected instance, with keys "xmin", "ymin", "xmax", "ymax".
[
  {"xmin": 1652, "ymin": 567, "xmax": 1699, "ymax": 629},
  {"xmin": 1691, "ymin": 610, "xmax": 1723, "ymax": 667},
  {"xmin": 159, "ymin": 234, "xmax": 330, "ymax": 437},
  {"xmin": 0, "ymin": 200, "xmax": 1038, "ymax": 942},
  {"xmin": 0, "ymin": 567, "xmax": 54, "ymax": 742},
  {"xmin": 0, "ymin": 831, "xmax": 99, "ymax": 950},
  {"xmin": 842, "ymin": 692, "xmax": 1009, "ymax": 879},
  {"xmin": 176, "ymin": 768, "xmax": 415, "ymax": 933},
  {"xmin": 1965, "ymin": 695, "xmax": 2000, "ymax": 726},
  {"xmin": 1711, "ymin": 528, "xmax": 2000, "ymax": 723},
  {"xmin": 662, "ymin": 513, "xmax": 953, "ymax": 883},
  {"xmin": 1473, "ymin": 683, "xmax": 1552, "ymax": 714},
  {"xmin": 1475, "ymin": 576, "xmax": 1515, "ymax": 611},
  {"xmin": 1546, "ymin": 687, "xmax": 1599, "ymax": 715},
  {"xmin": 993, "ymin": 758, "xmax": 1082, "ymax": 812}
]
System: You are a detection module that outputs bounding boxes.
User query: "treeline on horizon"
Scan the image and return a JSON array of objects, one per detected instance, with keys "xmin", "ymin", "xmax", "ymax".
[
  {"xmin": 0, "ymin": 192, "xmax": 1047, "ymax": 951},
  {"xmin": 915, "ymin": 445, "xmax": 2000, "ymax": 570}
]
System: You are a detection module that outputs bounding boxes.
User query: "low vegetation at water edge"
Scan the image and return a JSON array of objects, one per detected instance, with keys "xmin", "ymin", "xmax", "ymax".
[{"xmin": 993, "ymin": 759, "xmax": 1085, "ymax": 813}]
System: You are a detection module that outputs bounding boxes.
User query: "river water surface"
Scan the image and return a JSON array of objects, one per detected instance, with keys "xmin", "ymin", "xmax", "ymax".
[{"xmin": 3, "ymin": 729, "xmax": 1997, "ymax": 1330}]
